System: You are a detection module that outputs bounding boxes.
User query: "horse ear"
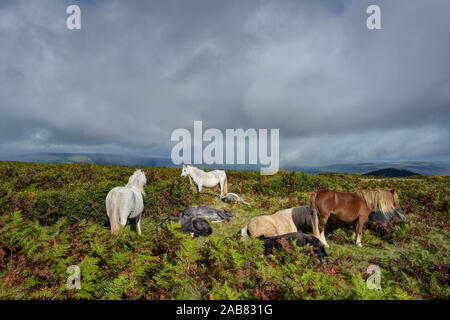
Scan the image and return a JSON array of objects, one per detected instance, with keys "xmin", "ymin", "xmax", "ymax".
[{"xmin": 390, "ymin": 189, "xmax": 396, "ymax": 194}]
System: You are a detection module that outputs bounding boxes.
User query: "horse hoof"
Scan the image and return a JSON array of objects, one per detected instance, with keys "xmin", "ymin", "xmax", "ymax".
[{"xmin": 357, "ymin": 243, "xmax": 362, "ymax": 247}]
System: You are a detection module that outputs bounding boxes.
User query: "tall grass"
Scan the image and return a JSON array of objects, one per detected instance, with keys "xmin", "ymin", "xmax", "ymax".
[{"xmin": 0, "ymin": 161, "xmax": 448, "ymax": 299}]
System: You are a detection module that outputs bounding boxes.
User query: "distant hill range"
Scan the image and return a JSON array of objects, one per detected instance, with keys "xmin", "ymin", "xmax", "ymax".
[
  {"xmin": 362, "ymin": 168, "xmax": 420, "ymax": 177},
  {"xmin": 2, "ymin": 152, "xmax": 449, "ymax": 176},
  {"xmin": 1, "ymin": 152, "xmax": 256, "ymax": 172},
  {"xmin": 287, "ymin": 161, "xmax": 449, "ymax": 176},
  {"xmin": 3, "ymin": 153, "xmax": 175, "ymax": 168}
]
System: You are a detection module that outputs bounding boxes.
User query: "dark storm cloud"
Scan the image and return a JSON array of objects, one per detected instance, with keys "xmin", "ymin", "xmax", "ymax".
[{"xmin": 0, "ymin": 0, "xmax": 449, "ymax": 165}]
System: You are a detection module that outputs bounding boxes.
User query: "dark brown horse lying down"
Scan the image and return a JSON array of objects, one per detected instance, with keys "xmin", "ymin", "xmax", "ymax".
[
  {"xmin": 157, "ymin": 216, "xmax": 212, "ymax": 238},
  {"xmin": 257, "ymin": 232, "xmax": 327, "ymax": 264}
]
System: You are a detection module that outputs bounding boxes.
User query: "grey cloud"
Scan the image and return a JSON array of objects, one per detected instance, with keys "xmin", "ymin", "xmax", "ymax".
[
  {"xmin": 282, "ymin": 125, "xmax": 450, "ymax": 166},
  {"xmin": 0, "ymin": 0, "xmax": 449, "ymax": 166}
]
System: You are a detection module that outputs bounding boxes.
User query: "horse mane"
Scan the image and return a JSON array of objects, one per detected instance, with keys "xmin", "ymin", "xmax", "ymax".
[
  {"xmin": 354, "ymin": 189, "xmax": 397, "ymax": 213},
  {"xmin": 290, "ymin": 206, "xmax": 312, "ymax": 227},
  {"xmin": 188, "ymin": 165, "xmax": 202, "ymax": 173},
  {"xmin": 126, "ymin": 169, "xmax": 147, "ymax": 195}
]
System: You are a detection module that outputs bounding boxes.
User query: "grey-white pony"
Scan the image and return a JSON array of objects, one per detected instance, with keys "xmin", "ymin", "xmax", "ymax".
[
  {"xmin": 181, "ymin": 164, "xmax": 227, "ymax": 197},
  {"xmin": 106, "ymin": 169, "xmax": 147, "ymax": 235},
  {"xmin": 220, "ymin": 192, "xmax": 250, "ymax": 206},
  {"xmin": 181, "ymin": 205, "xmax": 235, "ymax": 223}
]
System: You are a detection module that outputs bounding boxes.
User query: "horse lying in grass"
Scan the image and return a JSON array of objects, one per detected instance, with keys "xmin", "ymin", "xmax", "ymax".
[
  {"xmin": 181, "ymin": 205, "xmax": 235, "ymax": 223},
  {"xmin": 257, "ymin": 232, "xmax": 327, "ymax": 264},
  {"xmin": 220, "ymin": 193, "xmax": 250, "ymax": 206},
  {"xmin": 366, "ymin": 208, "xmax": 406, "ymax": 235},
  {"xmin": 106, "ymin": 169, "xmax": 147, "ymax": 235},
  {"xmin": 181, "ymin": 164, "xmax": 227, "ymax": 197},
  {"xmin": 275, "ymin": 206, "xmax": 312, "ymax": 228},
  {"xmin": 310, "ymin": 189, "xmax": 400, "ymax": 247},
  {"xmin": 241, "ymin": 205, "xmax": 311, "ymax": 238},
  {"xmin": 368, "ymin": 208, "xmax": 406, "ymax": 224},
  {"xmin": 157, "ymin": 216, "xmax": 212, "ymax": 238}
]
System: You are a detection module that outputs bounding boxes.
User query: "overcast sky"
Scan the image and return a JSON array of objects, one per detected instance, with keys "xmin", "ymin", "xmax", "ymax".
[{"xmin": 0, "ymin": 0, "xmax": 449, "ymax": 167}]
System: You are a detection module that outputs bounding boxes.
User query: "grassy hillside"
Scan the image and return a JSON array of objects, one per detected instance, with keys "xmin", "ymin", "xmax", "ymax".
[{"xmin": 0, "ymin": 161, "xmax": 448, "ymax": 300}]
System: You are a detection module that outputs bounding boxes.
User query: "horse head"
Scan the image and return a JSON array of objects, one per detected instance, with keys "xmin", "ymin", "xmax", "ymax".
[
  {"xmin": 306, "ymin": 236, "xmax": 327, "ymax": 264},
  {"xmin": 391, "ymin": 208, "xmax": 407, "ymax": 223},
  {"xmin": 127, "ymin": 169, "xmax": 147, "ymax": 196},
  {"xmin": 181, "ymin": 164, "xmax": 190, "ymax": 178}
]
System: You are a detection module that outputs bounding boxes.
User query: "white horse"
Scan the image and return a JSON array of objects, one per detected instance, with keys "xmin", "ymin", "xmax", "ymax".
[
  {"xmin": 106, "ymin": 169, "xmax": 147, "ymax": 235},
  {"xmin": 181, "ymin": 164, "xmax": 227, "ymax": 197}
]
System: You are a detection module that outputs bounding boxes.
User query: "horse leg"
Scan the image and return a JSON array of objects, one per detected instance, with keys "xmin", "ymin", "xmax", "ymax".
[
  {"xmin": 318, "ymin": 216, "xmax": 330, "ymax": 248},
  {"xmin": 119, "ymin": 213, "xmax": 128, "ymax": 232},
  {"xmin": 355, "ymin": 216, "xmax": 365, "ymax": 247},
  {"xmin": 197, "ymin": 184, "xmax": 202, "ymax": 193},
  {"xmin": 310, "ymin": 205, "xmax": 322, "ymax": 241},
  {"xmin": 320, "ymin": 230, "xmax": 329, "ymax": 248},
  {"xmin": 219, "ymin": 180, "xmax": 224, "ymax": 197},
  {"xmin": 352, "ymin": 220, "xmax": 357, "ymax": 238},
  {"xmin": 137, "ymin": 215, "xmax": 142, "ymax": 235}
]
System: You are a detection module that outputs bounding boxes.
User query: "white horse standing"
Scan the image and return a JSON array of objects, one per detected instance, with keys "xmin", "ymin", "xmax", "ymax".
[
  {"xmin": 106, "ymin": 169, "xmax": 147, "ymax": 235},
  {"xmin": 181, "ymin": 165, "xmax": 227, "ymax": 197}
]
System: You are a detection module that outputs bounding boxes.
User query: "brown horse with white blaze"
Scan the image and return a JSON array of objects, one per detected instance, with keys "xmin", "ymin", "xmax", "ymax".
[{"xmin": 309, "ymin": 190, "xmax": 371, "ymax": 247}]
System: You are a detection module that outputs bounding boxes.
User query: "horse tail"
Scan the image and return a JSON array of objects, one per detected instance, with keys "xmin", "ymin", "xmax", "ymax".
[
  {"xmin": 223, "ymin": 175, "xmax": 228, "ymax": 194},
  {"xmin": 109, "ymin": 194, "xmax": 121, "ymax": 235},
  {"xmin": 240, "ymin": 224, "xmax": 250, "ymax": 238},
  {"xmin": 309, "ymin": 192, "xmax": 321, "ymax": 240}
]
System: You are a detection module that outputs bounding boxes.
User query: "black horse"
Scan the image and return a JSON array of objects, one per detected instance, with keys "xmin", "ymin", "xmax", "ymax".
[
  {"xmin": 157, "ymin": 216, "xmax": 212, "ymax": 238},
  {"xmin": 257, "ymin": 232, "xmax": 327, "ymax": 263}
]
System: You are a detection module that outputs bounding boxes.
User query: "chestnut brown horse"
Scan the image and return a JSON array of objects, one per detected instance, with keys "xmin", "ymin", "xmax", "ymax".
[{"xmin": 309, "ymin": 190, "xmax": 371, "ymax": 247}]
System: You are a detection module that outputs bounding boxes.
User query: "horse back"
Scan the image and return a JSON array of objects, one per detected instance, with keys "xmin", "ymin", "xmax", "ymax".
[
  {"xmin": 211, "ymin": 169, "xmax": 226, "ymax": 179},
  {"xmin": 248, "ymin": 213, "xmax": 297, "ymax": 237},
  {"xmin": 315, "ymin": 190, "xmax": 370, "ymax": 222},
  {"xmin": 107, "ymin": 186, "xmax": 143, "ymax": 217}
]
